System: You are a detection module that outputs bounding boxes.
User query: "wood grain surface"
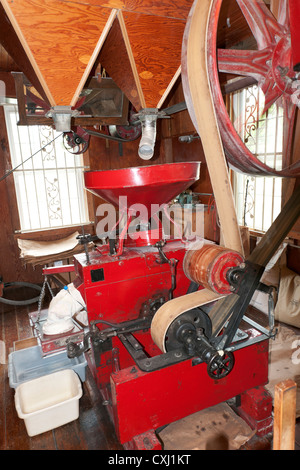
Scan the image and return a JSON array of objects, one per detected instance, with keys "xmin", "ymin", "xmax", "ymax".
[
  {"xmin": 58, "ymin": 0, "xmax": 193, "ymax": 20},
  {"xmin": 1, "ymin": 0, "xmax": 193, "ymax": 109},
  {"xmin": 99, "ymin": 12, "xmax": 144, "ymax": 111},
  {"xmin": 2, "ymin": 0, "xmax": 114, "ymax": 106},
  {"xmin": 122, "ymin": 11, "xmax": 186, "ymax": 108}
]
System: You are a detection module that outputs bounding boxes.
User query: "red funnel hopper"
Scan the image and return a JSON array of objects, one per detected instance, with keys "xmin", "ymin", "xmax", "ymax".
[{"xmin": 84, "ymin": 162, "xmax": 200, "ymax": 220}]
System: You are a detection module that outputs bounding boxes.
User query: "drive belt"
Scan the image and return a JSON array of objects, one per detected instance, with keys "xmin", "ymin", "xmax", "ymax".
[
  {"xmin": 150, "ymin": 0, "xmax": 300, "ymax": 352},
  {"xmin": 151, "ymin": 0, "xmax": 243, "ymax": 350}
]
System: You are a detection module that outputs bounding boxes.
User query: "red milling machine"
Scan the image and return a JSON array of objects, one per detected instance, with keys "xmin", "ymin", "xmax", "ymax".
[
  {"xmin": 40, "ymin": 159, "xmax": 300, "ymax": 450},
  {"xmin": 17, "ymin": 0, "xmax": 299, "ymax": 448},
  {"xmin": 2, "ymin": 0, "xmax": 299, "ymax": 450}
]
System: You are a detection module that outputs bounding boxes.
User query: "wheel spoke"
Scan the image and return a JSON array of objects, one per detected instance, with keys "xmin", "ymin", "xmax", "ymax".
[
  {"xmin": 217, "ymin": 48, "xmax": 271, "ymax": 81},
  {"xmin": 236, "ymin": 0, "xmax": 285, "ymax": 49},
  {"xmin": 274, "ymin": 0, "xmax": 290, "ymax": 29},
  {"xmin": 218, "ymin": 47, "xmax": 283, "ymax": 114},
  {"xmin": 207, "ymin": 351, "xmax": 234, "ymax": 379},
  {"xmin": 260, "ymin": 75, "xmax": 283, "ymax": 114}
]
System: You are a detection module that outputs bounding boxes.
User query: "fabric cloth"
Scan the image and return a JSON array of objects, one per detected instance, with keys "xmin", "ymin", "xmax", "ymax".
[
  {"xmin": 42, "ymin": 283, "xmax": 86, "ymax": 335},
  {"xmin": 275, "ymin": 266, "xmax": 300, "ymax": 328}
]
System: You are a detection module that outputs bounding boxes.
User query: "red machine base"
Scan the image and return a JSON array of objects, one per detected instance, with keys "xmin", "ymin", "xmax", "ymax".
[
  {"xmin": 88, "ymin": 334, "xmax": 270, "ymax": 448},
  {"xmin": 122, "ymin": 384, "xmax": 273, "ymax": 450},
  {"xmin": 236, "ymin": 386, "xmax": 273, "ymax": 437}
]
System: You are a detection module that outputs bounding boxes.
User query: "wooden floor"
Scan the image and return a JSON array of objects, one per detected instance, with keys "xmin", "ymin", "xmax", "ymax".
[
  {"xmin": 1, "ymin": 286, "xmax": 299, "ymax": 451},
  {"xmin": 0, "ymin": 288, "xmax": 123, "ymax": 451}
]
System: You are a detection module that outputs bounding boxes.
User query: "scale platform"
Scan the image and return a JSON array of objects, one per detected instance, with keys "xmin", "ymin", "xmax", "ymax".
[{"xmin": 29, "ymin": 309, "xmax": 85, "ymax": 356}]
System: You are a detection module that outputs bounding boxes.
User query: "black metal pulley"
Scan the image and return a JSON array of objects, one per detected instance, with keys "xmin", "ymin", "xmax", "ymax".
[
  {"xmin": 164, "ymin": 307, "xmax": 212, "ymax": 352},
  {"xmin": 164, "ymin": 307, "xmax": 235, "ymax": 380}
]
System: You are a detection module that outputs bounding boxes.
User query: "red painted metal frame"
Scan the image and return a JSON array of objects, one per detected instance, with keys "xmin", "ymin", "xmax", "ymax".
[
  {"xmin": 74, "ymin": 236, "xmax": 270, "ymax": 448},
  {"xmin": 42, "ymin": 264, "xmax": 75, "ymax": 275},
  {"xmin": 289, "ymin": 0, "xmax": 300, "ymax": 68},
  {"xmin": 75, "ymin": 240, "xmax": 192, "ymax": 326},
  {"xmin": 109, "ymin": 335, "xmax": 269, "ymax": 445},
  {"xmin": 207, "ymin": 0, "xmax": 300, "ymax": 177},
  {"xmin": 236, "ymin": 385, "xmax": 273, "ymax": 436}
]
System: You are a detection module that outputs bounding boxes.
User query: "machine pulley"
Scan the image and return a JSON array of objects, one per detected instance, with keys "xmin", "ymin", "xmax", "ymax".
[{"xmin": 162, "ymin": 306, "xmax": 235, "ymax": 379}]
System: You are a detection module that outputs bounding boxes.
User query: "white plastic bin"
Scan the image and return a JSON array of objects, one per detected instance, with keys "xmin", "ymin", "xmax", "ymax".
[{"xmin": 14, "ymin": 369, "xmax": 82, "ymax": 437}]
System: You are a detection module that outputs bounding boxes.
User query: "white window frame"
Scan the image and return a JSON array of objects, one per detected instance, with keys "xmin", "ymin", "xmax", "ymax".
[
  {"xmin": 230, "ymin": 85, "xmax": 283, "ymax": 232},
  {"xmin": 3, "ymin": 101, "xmax": 91, "ymax": 233}
]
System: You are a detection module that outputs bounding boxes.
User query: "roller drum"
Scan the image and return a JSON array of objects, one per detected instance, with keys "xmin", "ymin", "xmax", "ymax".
[{"xmin": 183, "ymin": 242, "xmax": 244, "ymax": 294}]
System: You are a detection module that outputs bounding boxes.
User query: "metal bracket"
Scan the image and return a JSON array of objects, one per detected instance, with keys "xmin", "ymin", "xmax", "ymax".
[{"xmin": 118, "ymin": 332, "xmax": 191, "ymax": 372}]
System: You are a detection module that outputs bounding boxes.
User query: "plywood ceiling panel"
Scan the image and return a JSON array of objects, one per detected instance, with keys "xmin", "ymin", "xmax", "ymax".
[
  {"xmin": 58, "ymin": 0, "xmax": 193, "ymax": 20},
  {"xmin": 1, "ymin": 0, "xmax": 115, "ymax": 106},
  {"xmin": 0, "ymin": 0, "xmax": 256, "ymax": 112},
  {"xmin": 121, "ymin": 11, "xmax": 186, "ymax": 108}
]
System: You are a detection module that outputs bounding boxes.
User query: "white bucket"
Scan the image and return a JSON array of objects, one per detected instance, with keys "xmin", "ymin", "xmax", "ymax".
[{"xmin": 14, "ymin": 369, "xmax": 82, "ymax": 436}]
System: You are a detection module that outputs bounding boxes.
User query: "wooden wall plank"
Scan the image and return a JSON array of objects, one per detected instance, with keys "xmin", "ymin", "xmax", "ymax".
[
  {"xmin": 122, "ymin": 11, "xmax": 186, "ymax": 108},
  {"xmin": 0, "ymin": 45, "xmax": 19, "ymax": 73},
  {"xmin": 216, "ymin": 0, "xmax": 252, "ymax": 49},
  {"xmin": 2, "ymin": 0, "xmax": 113, "ymax": 106},
  {"xmin": 98, "ymin": 14, "xmax": 143, "ymax": 111}
]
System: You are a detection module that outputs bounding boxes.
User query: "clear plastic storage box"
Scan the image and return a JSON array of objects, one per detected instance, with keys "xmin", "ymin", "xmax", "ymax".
[{"xmin": 8, "ymin": 345, "xmax": 87, "ymax": 388}]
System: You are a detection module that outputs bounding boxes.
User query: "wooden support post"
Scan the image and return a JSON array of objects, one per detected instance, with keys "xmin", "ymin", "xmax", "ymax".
[{"xmin": 273, "ymin": 379, "xmax": 297, "ymax": 450}]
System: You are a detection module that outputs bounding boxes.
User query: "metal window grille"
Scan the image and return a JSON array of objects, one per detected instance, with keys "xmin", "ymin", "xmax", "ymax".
[
  {"xmin": 230, "ymin": 85, "xmax": 283, "ymax": 232},
  {"xmin": 4, "ymin": 103, "xmax": 90, "ymax": 232}
]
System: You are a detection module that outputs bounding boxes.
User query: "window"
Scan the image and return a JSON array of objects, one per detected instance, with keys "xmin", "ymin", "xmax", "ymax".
[
  {"xmin": 4, "ymin": 102, "xmax": 91, "ymax": 232},
  {"xmin": 230, "ymin": 85, "xmax": 283, "ymax": 232}
]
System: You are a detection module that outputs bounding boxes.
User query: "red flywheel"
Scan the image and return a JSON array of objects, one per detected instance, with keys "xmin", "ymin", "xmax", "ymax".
[{"xmin": 208, "ymin": 0, "xmax": 300, "ymax": 177}]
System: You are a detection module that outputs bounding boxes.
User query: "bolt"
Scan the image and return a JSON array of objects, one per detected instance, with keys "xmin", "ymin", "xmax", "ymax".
[{"xmin": 196, "ymin": 327, "xmax": 204, "ymax": 338}]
